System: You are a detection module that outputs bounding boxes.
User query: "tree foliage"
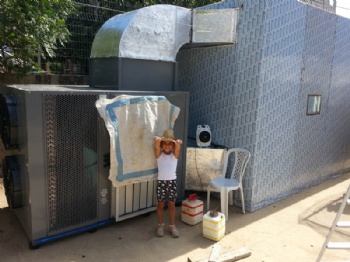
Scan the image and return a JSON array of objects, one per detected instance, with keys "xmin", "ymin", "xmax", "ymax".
[
  {"xmin": 0, "ymin": 0, "xmax": 218, "ymax": 74},
  {"xmin": 0, "ymin": 0, "xmax": 76, "ymax": 73}
]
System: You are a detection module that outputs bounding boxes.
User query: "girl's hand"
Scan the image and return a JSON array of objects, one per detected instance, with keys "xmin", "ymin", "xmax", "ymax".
[
  {"xmin": 154, "ymin": 136, "xmax": 162, "ymax": 142},
  {"xmin": 175, "ymin": 139, "xmax": 183, "ymax": 145}
]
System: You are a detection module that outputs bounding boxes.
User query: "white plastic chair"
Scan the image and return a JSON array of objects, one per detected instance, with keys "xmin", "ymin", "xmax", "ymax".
[{"xmin": 207, "ymin": 148, "xmax": 251, "ymax": 220}]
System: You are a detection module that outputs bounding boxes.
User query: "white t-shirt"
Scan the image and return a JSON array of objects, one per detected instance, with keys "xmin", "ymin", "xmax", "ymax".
[{"xmin": 157, "ymin": 152, "xmax": 178, "ymax": 180}]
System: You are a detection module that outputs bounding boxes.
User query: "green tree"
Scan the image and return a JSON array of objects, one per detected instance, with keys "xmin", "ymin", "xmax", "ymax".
[{"xmin": 0, "ymin": 0, "xmax": 76, "ymax": 73}]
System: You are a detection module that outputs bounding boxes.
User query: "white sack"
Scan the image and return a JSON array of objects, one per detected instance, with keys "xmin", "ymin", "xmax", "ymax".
[{"xmin": 96, "ymin": 95, "xmax": 180, "ymax": 187}]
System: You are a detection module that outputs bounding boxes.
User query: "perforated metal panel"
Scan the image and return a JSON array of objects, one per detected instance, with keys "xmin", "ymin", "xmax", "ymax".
[
  {"xmin": 0, "ymin": 84, "xmax": 188, "ymax": 246},
  {"xmin": 45, "ymin": 94, "xmax": 99, "ymax": 233}
]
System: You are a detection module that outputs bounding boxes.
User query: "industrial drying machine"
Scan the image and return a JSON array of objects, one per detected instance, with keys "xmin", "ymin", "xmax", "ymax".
[{"xmin": 0, "ymin": 84, "xmax": 189, "ymax": 248}]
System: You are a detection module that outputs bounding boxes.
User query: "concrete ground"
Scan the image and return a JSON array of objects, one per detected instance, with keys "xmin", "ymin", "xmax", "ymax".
[{"xmin": 1, "ymin": 174, "xmax": 350, "ymax": 262}]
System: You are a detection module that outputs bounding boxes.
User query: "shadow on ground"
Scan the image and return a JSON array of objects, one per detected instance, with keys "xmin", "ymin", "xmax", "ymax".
[{"xmin": 1, "ymin": 173, "xmax": 350, "ymax": 261}]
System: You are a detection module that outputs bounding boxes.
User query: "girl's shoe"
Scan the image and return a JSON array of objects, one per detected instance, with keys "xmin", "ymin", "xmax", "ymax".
[
  {"xmin": 156, "ymin": 224, "xmax": 164, "ymax": 237},
  {"xmin": 168, "ymin": 225, "xmax": 179, "ymax": 238}
]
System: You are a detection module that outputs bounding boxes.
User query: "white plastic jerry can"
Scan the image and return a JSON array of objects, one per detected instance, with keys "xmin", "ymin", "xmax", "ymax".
[
  {"xmin": 181, "ymin": 194, "xmax": 204, "ymax": 225},
  {"xmin": 202, "ymin": 211, "xmax": 225, "ymax": 241}
]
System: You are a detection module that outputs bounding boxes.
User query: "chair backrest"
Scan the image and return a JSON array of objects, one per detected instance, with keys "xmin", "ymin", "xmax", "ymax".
[{"xmin": 221, "ymin": 148, "xmax": 251, "ymax": 181}]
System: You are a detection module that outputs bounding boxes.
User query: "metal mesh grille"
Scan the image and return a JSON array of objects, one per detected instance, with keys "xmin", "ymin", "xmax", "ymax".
[
  {"xmin": 45, "ymin": 94, "xmax": 99, "ymax": 233},
  {"xmin": 47, "ymin": 1, "xmax": 122, "ymax": 75}
]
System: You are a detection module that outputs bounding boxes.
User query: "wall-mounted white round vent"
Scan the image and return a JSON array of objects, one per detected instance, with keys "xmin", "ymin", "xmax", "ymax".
[{"xmin": 196, "ymin": 125, "xmax": 211, "ymax": 147}]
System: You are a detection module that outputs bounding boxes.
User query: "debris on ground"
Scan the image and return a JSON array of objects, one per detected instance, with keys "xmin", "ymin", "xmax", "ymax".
[{"xmin": 188, "ymin": 244, "xmax": 252, "ymax": 262}]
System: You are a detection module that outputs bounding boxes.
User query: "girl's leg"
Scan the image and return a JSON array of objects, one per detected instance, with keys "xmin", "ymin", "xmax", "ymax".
[
  {"xmin": 157, "ymin": 201, "xmax": 165, "ymax": 225},
  {"xmin": 156, "ymin": 201, "xmax": 165, "ymax": 237},
  {"xmin": 168, "ymin": 200, "xmax": 179, "ymax": 238},
  {"xmin": 167, "ymin": 179, "xmax": 177, "ymax": 225},
  {"xmin": 168, "ymin": 201, "xmax": 175, "ymax": 226}
]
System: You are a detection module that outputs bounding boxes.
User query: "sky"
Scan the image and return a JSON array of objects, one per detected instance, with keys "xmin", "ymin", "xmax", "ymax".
[{"xmin": 334, "ymin": 0, "xmax": 350, "ymax": 19}]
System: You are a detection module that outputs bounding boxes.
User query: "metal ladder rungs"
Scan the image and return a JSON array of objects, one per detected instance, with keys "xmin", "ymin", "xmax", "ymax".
[
  {"xmin": 327, "ymin": 242, "xmax": 350, "ymax": 249},
  {"xmin": 317, "ymin": 184, "xmax": 350, "ymax": 262},
  {"xmin": 336, "ymin": 221, "xmax": 350, "ymax": 228}
]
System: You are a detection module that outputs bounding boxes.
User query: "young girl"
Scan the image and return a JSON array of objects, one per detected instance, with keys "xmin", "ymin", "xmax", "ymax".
[{"xmin": 154, "ymin": 129, "xmax": 183, "ymax": 238}]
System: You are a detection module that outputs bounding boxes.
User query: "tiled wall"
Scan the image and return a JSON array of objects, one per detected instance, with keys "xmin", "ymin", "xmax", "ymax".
[
  {"xmin": 176, "ymin": 0, "xmax": 350, "ymax": 211},
  {"xmin": 252, "ymin": 0, "xmax": 307, "ymax": 209},
  {"xmin": 330, "ymin": 16, "xmax": 350, "ymax": 171}
]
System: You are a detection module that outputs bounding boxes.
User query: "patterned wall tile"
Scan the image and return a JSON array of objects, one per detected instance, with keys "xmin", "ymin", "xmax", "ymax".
[
  {"xmin": 252, "ymin": 1, "xmax": 308, "ymax": 209},
  {"xmin": 176, "ymin": 0, "xmax": 350, "ymax": 212}
]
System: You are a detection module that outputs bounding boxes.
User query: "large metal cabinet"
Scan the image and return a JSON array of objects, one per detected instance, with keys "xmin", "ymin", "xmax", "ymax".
[{"xmin": 0, "ymin": 84, "xmax": 188, "ymax": 247}]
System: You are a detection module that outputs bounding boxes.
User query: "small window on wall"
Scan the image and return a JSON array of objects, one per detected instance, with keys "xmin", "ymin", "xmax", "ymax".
[{"xmin": 306, "ymin": 94, "xmax": 322, "ymax": 115}]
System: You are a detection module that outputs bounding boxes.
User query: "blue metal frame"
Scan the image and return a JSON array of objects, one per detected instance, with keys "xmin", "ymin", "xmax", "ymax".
[{"xmin": 32, "ymin": 218, "xmax": 115, "ymax": 246}]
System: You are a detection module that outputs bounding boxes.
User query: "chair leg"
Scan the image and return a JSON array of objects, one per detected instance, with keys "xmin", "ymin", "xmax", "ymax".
[
  {"xmin": 207, "ymin": 186, "xmax": 210, "ymax": 211},
  {"xmin": 226, "ymin": 191, "xmax": 230, "ymax": 221},
  {"xmin": 228, "ymin": 191, "xmax": 234, "ymax": 205},
  {"xmin": 240, "ymin": 187, "xmax": 245, "ymax": 214},
  {"xmin": 220, "ymin": 190, "xmax": 228, "ymax": 221}
]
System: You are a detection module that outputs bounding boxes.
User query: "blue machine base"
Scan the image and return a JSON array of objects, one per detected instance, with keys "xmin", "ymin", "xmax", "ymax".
[{"xmin": 32, "ymin": 218, "xmax": 115, "ymax": 246}]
